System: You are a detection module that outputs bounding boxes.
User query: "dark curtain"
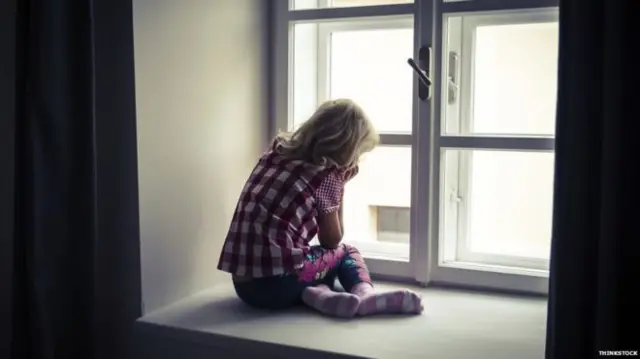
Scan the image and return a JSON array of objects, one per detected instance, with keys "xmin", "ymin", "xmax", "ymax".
[
  {"xmin": 0, "ymin": 0, "xmax": 18, "ymax": 356},
  {"xmin": 546, "ymin": 0, "xmax": 640, "ymax": 358},
  {"xmin": 0, "ymin": 0, "xmax": 142, "ymax": 359}
]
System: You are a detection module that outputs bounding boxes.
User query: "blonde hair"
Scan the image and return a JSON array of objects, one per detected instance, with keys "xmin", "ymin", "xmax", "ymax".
[{"xmin": 274, "ymin": 99, "xmax": 379, "ymax": 169}]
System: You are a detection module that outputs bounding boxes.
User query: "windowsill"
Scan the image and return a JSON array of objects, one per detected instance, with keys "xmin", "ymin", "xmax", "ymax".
[
  {"xmin": 136, "ymin": 281, "xmax": 548, "ymax": 359},
  {"xmin": 441, "ymin": 261, "xmax": 550, "ymax": 277}
]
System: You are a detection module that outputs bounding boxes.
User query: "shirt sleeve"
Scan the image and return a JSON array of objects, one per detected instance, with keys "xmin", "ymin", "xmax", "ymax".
[{"xmin": 315, "ymin": 170, "xmax": 344, "ymax": 214}]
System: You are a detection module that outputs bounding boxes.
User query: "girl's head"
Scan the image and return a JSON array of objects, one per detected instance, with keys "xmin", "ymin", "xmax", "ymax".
[{"xmin": 275, "ymin": 99, "xmax": 379, "ymax": 170}]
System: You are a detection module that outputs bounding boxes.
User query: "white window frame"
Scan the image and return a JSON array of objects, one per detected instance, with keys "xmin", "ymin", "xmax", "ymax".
[
  {"xmin": 428, "ymin": 2, "xmax": 559, "ymax": 295},
  {"xmin": 316, "ymin": 17, "xmax": 414, "ymax": 261},
  {"xmin": 274, "ymin": 0, "xmax": 559, "ymax": 293},
  {"xmin": 276, "ymin": 0, "xmax": 419, "ymax": 279},
  {"xmin": 449, "ymin": 9, "xmax": 559, "ymax": 272},
  {"xmin": 316, "ymin": 17, "xmax": 414, "ymax": 124}
]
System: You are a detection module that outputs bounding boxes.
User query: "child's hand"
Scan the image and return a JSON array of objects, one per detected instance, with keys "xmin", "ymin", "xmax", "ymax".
[{"xmin": 342, "ymin": 165, "xmax": 359, "ymax": 182}]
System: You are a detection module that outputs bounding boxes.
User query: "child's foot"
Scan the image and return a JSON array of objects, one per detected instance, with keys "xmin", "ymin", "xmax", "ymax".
[
  {"xmin": 351, "ymin": 283, "xmax": 423, "ymax": 316},
  {"xmin": 302, "ymin": 285, "xmax": 361, "ymax": 318}
]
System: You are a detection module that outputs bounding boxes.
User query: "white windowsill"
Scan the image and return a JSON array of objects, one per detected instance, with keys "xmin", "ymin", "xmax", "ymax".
[{"xmin": 136, "ymin": 281, "xmax": 547, "ymax": 359}]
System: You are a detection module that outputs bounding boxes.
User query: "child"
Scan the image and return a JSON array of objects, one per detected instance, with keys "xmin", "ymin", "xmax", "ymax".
[{"xmin": 217, "ymin": 99, "xmax": 423, "ymax": 318}]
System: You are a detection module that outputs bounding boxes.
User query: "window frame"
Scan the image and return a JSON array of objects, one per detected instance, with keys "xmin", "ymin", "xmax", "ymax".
[
  {"xmin": 273, "ymin": 0, "xmax": 559, "ymax": 294},
  {"xmin": 428, "ymin": 1, "xmax": 558, "ymax": 295},
  {"xmin": 447, "ymin": 9, "xmax": 559, "ymax": 272},
  {"xmin": 316, "ymin": 17, "xmax": 415, "ymax": 139},
  {"xmin": 316, "ymin": 17, "xmax": 414, "ymax": 260},
  {"xmin": 276, "ymin": 0, "xmax": 421, "ymax": 280}
]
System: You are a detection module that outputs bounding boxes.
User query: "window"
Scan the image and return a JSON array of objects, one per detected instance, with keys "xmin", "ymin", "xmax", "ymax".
[
  {"xmin": 274, "ymin": 0, "xmax": 559, "ymax": 293},
  {"xmin": 435, "ymin": 8, "xmax": 558, "ymax": 291},
  {"xmin": 290, "ymin": 15, "xmax": 415, "ymax": 268},
  {"xmin": 343, "ymin": 146, "xmax": 412, "ymax": 259}
]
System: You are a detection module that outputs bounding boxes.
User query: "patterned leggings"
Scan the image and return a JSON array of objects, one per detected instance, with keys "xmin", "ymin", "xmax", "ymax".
[{"xmin": 233, "ymin": 244, "xmax": 372, "ymax": 310}]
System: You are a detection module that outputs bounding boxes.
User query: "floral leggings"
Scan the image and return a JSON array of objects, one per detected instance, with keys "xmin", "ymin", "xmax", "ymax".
[{"xmin": 233, "ymin": 244, "xmax": 372, "ymax": 310}]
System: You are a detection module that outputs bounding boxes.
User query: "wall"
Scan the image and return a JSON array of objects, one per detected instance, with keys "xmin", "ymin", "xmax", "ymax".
[{"xmin": 133, "ymin": 0, "xmax": 268, "ymax": 313}]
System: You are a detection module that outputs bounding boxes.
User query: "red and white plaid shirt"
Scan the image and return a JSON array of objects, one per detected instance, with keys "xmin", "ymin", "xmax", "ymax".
[{"xmin": 217, "ymin": 143, "xmax": 345, "ymax": 278}]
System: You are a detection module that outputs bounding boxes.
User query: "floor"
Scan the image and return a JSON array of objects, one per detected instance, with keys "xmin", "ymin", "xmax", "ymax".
[{"xmin": 136, "ymin": 282, "xmax": 548, "ymax": 359}]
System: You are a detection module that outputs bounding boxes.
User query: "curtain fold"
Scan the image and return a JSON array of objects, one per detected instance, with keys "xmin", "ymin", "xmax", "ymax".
[
  {"xmin": 4, "ymin": 0, "xmax": 141, "ymax": 358},
  {"xmin": 0, "ymin": 0, "xmax": 18, "ymax": 357},
  {"xmin": 546, "ymin": 0, "xmax": 639, "ymax": 358}
]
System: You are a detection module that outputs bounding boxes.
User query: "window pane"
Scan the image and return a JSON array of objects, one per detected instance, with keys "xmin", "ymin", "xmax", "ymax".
[
  {"xmin": 292, "ymin": 0, "xmax": 412, "ymax": 10},
  {"xmin": 441, "ymin": 149, "xmax": 554, "ymax": 261},
  {"xmin": 291, "ymin": 20, "xmax": 413, "ymax": 132},
  {"xmin": 343, "ymin": 146, "xmax": 411, "ymax": 258},
  {"xmin": 330, "ymin": 25, "xmax": 414, "ymax": 133},
  {"xmin": 292, "ymin": 23, "xmax": 319, "ymax": 128},
  {"xmin": 444, "ymin": 16, "xmax": 559, "ymax": 136}
]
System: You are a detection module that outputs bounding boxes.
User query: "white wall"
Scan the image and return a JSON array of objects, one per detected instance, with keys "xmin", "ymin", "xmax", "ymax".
[{"xmin": 133, "ymin": 0, "xmax": 268, "ymax": 313}]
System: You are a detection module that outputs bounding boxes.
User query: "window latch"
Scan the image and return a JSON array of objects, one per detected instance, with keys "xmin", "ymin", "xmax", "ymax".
[
  {"xmin": 407, "ymin": 46, "xmax": 432, "ymax": 101},
  {"xmin": 448, "ymin": 51, "xmax": 460, "ymax": 104},
  {"xmin": 449, "ymin": 189, "xmax": 463, "ymax": 203}
]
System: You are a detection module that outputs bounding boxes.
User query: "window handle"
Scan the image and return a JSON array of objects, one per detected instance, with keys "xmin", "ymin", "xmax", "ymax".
[
  {"xmin": 407, "ymin": 46, "xmax": 432, "ymax": 101},
  {"xmin": 449, "ymin": 190, "xmax": 463, "ymax": 203},
  {"xmin": 407, "ymin": 59, "xmax": 432, "ymax": 86},
  {"xmin": 447, "ymin": 51, "xmax": 460, "ymax": 104}
]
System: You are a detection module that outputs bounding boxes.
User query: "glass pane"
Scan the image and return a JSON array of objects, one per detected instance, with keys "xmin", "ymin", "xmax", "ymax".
[
  {"xmin": 343, "ymin": 146, "xmax": 411, "ymax": 257},
  {"xmin": 441, "ymin": 149, "xmax": 554, "ymax": 260},
  {"xmin": 292, "ymin": 23, "xmax": 319, "ymax": 129},
  {"xmin": 292, "ymin": 0, "xmax": 412, "ymax": 10},
  {"xmin": 330, "ymin": 25, "xmax": 414, "ymax": 133},
  {"xmin": 444, "ymin": 17, "xmax": 559, "ymax": 136}
]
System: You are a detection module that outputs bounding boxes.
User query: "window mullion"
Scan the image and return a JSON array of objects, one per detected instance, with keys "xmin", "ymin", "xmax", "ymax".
[
  {"xmin": 287, "ymin": 3, "xmax": 415, "ymax": 22},
  {"xmin": 441, "ymin": 0, "xmax": 559, "ymax": 13},
  {"xmin": 438, "ymin": 136, "xmax": 555, "ymax": 151}
]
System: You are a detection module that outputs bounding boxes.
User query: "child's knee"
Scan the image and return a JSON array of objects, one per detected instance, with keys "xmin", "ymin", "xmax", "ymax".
[{"xmin": 342, "ymin": 243, "xmax": 360, "ymax": 254}]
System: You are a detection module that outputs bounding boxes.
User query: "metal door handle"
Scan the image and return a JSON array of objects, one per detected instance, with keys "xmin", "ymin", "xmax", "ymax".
[
  {"xmin": 407, "ymin": 46, "xmax": 432, "ymax": 101},
  {"xmin": 407, "ymin": 58, "xmax": 432, "ymax": 86}
]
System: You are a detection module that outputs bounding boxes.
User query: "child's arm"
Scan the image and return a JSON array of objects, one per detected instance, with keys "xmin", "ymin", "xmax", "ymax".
[
  {"xmin": 338, "ymin": 190, "xmax": 345, "ymax": 235},
  {"xmin": 316, "ymin": 167, "xmax": 358, "ymax": 249},
  {"xmin": 336, "ymin": 165, "xmax": 356, "ymax": 237},
  {"xmin": 317, "ymin": 210, "xmax": 342, "ymax": 249}
]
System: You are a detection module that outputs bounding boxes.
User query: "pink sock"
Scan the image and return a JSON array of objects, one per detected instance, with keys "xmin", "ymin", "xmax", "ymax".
[
  {"xmin": 351, "ymin": 283, "xmax": 423, "ymax": 316},
  {"xmin": 302, "ymin": 285, "xmax": 361, "ymax": 318}
]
